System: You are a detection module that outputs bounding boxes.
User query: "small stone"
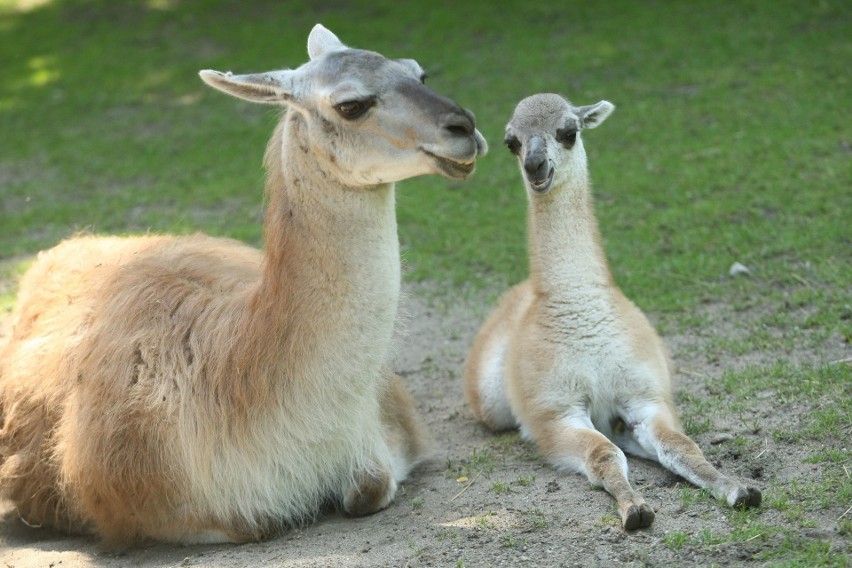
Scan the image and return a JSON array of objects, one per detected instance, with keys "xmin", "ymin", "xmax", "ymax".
[
  {"xmin": 729, "ymin": 262, "xmax": 752, "ymax": 277},
  {"xmin": 710, "ymin": 433, "xmax": 734, "ymax": 445}
]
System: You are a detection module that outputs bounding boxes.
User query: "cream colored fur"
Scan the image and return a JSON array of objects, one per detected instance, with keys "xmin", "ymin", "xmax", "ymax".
[
  {"xmin": 464, "ymin": 93, "xmax": 760, "ymax": 530},
  {"xmin": 0, "ymin": 24, "xmax": 487, "ymax": 545}
]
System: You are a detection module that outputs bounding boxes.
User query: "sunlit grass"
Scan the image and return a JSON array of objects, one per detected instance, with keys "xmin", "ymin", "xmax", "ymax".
[
  {"xmin": 0, "ymin": 257, "xmax": 30, "ymax": 316},
  {"xmin": 0, "ymin": 0, "xmax": 53, "ymax": 15}
]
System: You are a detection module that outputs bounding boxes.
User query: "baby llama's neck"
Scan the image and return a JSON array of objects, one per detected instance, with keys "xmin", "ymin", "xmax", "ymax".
[{"xmin": 527, "ymin": 160, "xmax": 613, "ymax": 298}]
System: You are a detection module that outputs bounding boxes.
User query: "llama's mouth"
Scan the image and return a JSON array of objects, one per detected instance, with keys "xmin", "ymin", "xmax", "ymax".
[
  {"xmin": 424, "ymin": 151, "xmax": 477, "ymax": 179},
  {"xmin": 529, "ymin": 166, "xmax": 555, "ymax": 193},
  {"xmin": 421, "ymin": 130, "xmax": 486, "ymax": 179}
]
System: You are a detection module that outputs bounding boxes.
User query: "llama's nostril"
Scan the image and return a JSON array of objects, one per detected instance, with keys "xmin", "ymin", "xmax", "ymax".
[
  {"xmin": 446, "ymin": 122, "xmax": 473, "ymax": 137},
  {"xmin": 445, "ymin": 112, "xmax": 475, "ymax": 137}
]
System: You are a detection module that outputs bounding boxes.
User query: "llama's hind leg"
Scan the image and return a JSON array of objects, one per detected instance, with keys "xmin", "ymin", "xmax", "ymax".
[
  {"xmin": 379, "ymin": 369, "xmax": 430, "ymax": 480},
  {"xmin": 343, "ymin": 370, "xmax": 429, "ymax": 517},
  {"xmin": 536, "ymin": 416, "xmax": 655, "ymax": 529},
  {"xmin": 464, "ymin": 331, "xmax": 518, "ymax": 431},
  {"xmin": 629, "ymin": 404, "xmax": 762, "ymax": 508},
  {"xmin": 0, "ymin": 399, "xmax": 77, "ymax": 533}
]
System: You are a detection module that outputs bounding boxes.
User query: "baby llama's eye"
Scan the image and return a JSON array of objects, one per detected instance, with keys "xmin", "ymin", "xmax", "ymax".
[
  {"xmin": 556, "ymin": 128, "xmax": 577, "ymax": 149},
  {"xmin": 505, "ymin": 136, "xmax": 521, "ymax": 156},
  {"xmin": 335, "ymin": 100, "xmax": 372, "ymax": 120}
]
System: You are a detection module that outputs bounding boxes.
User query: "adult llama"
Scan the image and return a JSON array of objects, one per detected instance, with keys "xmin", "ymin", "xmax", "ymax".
[{"xmin": 0, "ymin": 24, "xmax": 487, "ymax": 545}]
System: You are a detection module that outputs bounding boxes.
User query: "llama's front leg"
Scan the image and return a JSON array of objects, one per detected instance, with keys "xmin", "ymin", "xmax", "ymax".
[
  {"xmin": 629, "ymin": 405, "xmax": 762, "ymax": 508},
  {"xmin": 537, "ymin": 417, "xmax": 655, "ymax": 529},
  {"xmin": 343, "ymin": 463, "xmax": 396, "ymax": 517},
  {"xmin": 344, "ymin": 370, "xmax": 429, "ymax": 517}
]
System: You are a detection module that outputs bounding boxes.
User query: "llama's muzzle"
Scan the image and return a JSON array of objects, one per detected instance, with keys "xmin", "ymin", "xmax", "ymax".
[{"xmin": 524, "ymin": 136, "xmax": 554, "ymax": 192}]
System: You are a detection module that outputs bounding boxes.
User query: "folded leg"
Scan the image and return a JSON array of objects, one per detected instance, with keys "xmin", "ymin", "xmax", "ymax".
[{"xmin": 344, "ymin": 369, "xmax": 429, "ymax": 517}]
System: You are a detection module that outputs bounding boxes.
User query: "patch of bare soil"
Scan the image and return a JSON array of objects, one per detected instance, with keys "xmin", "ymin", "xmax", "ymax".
[{"xmin": 1, "ymin": 282, "xmax": 849, "ymax": 567}]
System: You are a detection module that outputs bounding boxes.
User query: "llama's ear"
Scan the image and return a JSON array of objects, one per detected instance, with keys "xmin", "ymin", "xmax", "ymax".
[
  {"xmin": 577, "ymin": 100, "xmax": 615, "ymax": 129},
  {"xmin": 199, "ymin": 69, "xmax": 297, "ymax": 105},
  {"xmin": 307, "ymin": 24, "xmax": 347, "ymax": 60}
]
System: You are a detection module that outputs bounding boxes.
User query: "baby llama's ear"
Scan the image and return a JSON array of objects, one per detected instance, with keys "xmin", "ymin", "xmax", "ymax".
[
  {"xmin": 577, "ymin": 100, "xmax": 615, "ymax": 129},
  {"xmin": 199, "ymin": 69, "xmax": 298, "ymax": 105},
  {"xmin": 307, "ymin": 23, "xmax": 347, "ymax": 60}
]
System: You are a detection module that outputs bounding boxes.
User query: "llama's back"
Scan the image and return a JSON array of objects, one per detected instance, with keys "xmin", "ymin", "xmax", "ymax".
[
  {"xmin": 0, "ymin": 233, "xmax": 264, "ymax": 539},
  {"xmin": 1, "ymin": 233, "xmax": 262, "ymax": 397}
]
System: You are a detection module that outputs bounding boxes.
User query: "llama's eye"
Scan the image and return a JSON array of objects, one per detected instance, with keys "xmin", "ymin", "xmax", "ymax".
[
  {"xmin": 556, "ymin": 128, "xmax": 577, "ymax": 149},
  {"xmin": 335, "ymin": 100, "xmax": 372, "ymax": 120},
  {"xmin": 419, "ymin": 72, "xmax": 428, "ymax": 84},
  {"xmin": 505, "ymin": 136, "xmax": 521, "ymax": 156}
]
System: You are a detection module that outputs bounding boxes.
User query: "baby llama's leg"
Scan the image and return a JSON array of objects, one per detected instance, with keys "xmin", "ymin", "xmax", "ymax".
[
  {"xmin": 630, "ymin": 404, "xmax": 762, "ymax": 508},
  {"xmin": 535, "ymin": 415, "xmax": 655, "ymax": 529}
]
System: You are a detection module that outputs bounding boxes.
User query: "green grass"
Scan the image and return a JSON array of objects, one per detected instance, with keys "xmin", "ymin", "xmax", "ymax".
[
  {"xmin": 436, "ymin": 528, "xmax": 459, "ymax": 544},
  {"xmin": 664, "ymin": 521, "xmax": 849, "ymax": 567},
  {"xmin": 2, "ymin": 1, "xmax": 849, "ymax": 312},
  {"xmin": 500, "ymin": 534, "xmax": 527, "ymax": 549},
  {"xmin": 0, "ymin": 257, "xmax": 30, "ymax": 315},
  {"xmin": 474, "ymin": 511, "xmax": 496, "ymax": 531},
  {"xmin": 513, "ymin": 474, "xmax": 536, "ymax": 488},
  {"xmin": 668, "ymin": 360, "xmax": 851, "ymax": 564},
  {"xmin": 446, "ymin": 447, "xmax": 497, "ymax": 479},
  {"xmin": 1, "ymin": 1, "xmax": 849, "ymax": 565},
  {"xmin": 719, "ymin": 362, "xmax": 851, "ymax": 443},
  {"xmin": 522, "ymin": 509, "xmax": 549, "ymax": 531}
]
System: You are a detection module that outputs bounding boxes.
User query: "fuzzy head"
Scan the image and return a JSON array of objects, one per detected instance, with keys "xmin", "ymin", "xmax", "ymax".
[{"xmin": 504, "ymin": 93, "xmax": 614, "ymax": 194}]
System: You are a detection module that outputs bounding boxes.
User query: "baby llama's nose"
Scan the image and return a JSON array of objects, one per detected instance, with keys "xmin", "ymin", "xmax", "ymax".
[{"xmin": 524, "ymin": 153, "xmax": 548, "ymax": 181}]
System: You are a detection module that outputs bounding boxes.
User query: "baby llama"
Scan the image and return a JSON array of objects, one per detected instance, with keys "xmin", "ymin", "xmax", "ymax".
[{"xmin": 464, "ymin": 93, "xmax": 760, "ymax": 529}]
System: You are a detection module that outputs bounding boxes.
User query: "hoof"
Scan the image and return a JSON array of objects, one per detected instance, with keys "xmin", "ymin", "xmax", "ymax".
[
  {"xmin": 622, "ymin": 502, "xmax": 655, "ymax": 530},
  {"xmin": 343, "ymin": 469, "xmax": 395, "ymax": 517},
  {"xmin": 730, "ymin": 485, "xmax": 762, "ymax": 509}
]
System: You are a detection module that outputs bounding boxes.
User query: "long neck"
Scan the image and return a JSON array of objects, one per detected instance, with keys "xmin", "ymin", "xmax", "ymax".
[
  {"xmin": 528, "ymin": 153, "xmax": 613, "ymax": 298},
  {"xmin": 228, "ymin": 111, "xmax": 400, "ymax": 406}
]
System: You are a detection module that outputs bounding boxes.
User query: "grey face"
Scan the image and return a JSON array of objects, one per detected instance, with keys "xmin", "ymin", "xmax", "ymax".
[
  {"xmin": 504, "ymin": 94, "xmax": 614, "ymax": 194},
  {"xmin": 504, "ymin": 95, "xmax": 578, "ymax": 194},
  {"xmin": 290, "ymin": 50, "xmax": 483, "ymax": 184},
  {"xmin": 199, "ymin": 25, "xmax": 489, "ymax": 186}
]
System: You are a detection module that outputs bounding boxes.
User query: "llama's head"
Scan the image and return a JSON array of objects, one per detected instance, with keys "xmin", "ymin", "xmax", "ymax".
[
  {"xmin": 199, "ymin": 24, "xmax": 488, "ymax": 187},
  {"xmin": 504, "ymin": 94, "xmax": 614, "ymax": 195}
]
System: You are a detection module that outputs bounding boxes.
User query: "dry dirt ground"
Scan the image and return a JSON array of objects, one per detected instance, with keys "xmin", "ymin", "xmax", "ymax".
[{"xmin": 1, "ymin": 282, "xmax": 849, "ymax": 567}]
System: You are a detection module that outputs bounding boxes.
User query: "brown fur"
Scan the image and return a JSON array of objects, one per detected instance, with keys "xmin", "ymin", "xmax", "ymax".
[{"xmin": 0, "ymin": 25, "xmax": 487, "ymax": 545}]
